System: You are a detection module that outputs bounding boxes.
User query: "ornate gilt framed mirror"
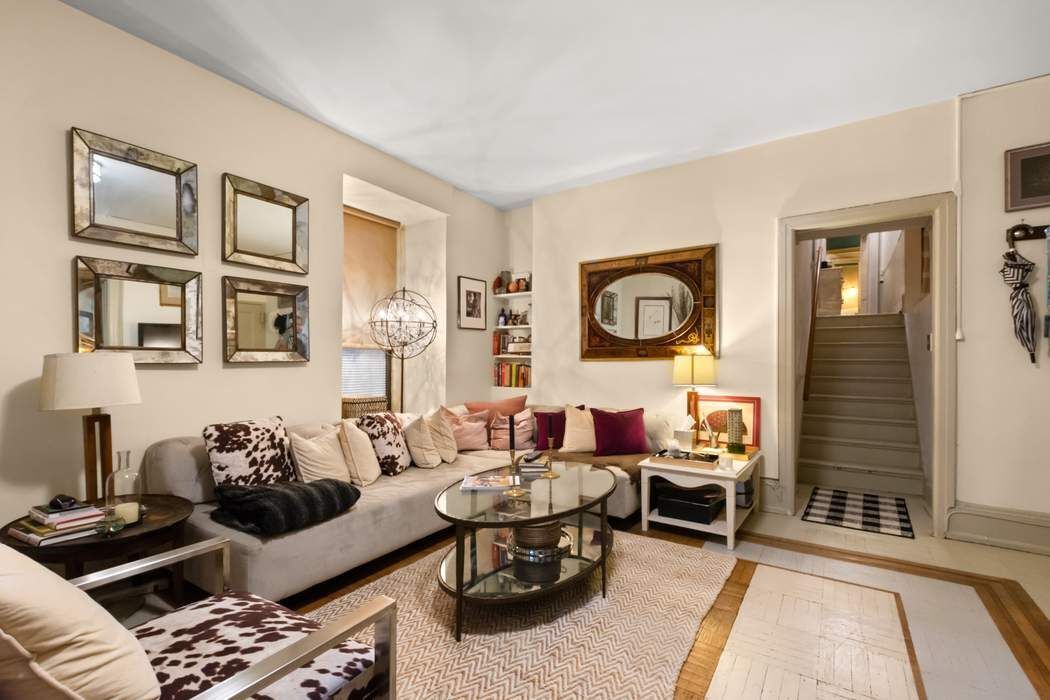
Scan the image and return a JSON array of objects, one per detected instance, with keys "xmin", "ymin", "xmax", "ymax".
[
  {"xmin": 222, "ymin": 276, "xmax": 310, "ymax": 362},
  {"xmin": 579, "ymin": 245, "xmax": 717, "ymax": 360},
  {"xmin": 71, "ymin": 128, "xmax": 198, "ymax": 255},
  {"xmin": 223, "ymin": 174, "xmax": 309, "ymax": 274},
  {"xmin": 76, "ymin": 256, "xmax": 203, "ymax": 364}
]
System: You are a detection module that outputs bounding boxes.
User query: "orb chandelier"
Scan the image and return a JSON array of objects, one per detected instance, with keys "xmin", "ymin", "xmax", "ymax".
[{"xmin": 368, "ymin": 288, "xmax": 437, "ymax": 409}]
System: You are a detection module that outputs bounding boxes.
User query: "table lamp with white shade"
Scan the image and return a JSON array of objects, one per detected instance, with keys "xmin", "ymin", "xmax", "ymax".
[
  {"xmin": 39, "ymin": 352, "xmax": 141, "ymax": 502},
  {"xmin": 672, "ymin": 347, "xmax": 717, "ymax": 449}
]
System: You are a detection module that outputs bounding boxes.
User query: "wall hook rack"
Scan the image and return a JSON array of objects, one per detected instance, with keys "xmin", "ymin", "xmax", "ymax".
[{"xmin": 1006, "ymin": 222, "xmax": 1048, "ymax": 248}]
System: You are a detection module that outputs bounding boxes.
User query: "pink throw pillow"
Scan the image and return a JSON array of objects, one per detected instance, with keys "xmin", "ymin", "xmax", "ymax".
[
  {"xmin": 440, "ymin": 408, "xmax": 490, "ymax": 451},
  {"xmin": 464, "ymin": 394, "xmax": 528, "ymax": 426},
  {"xmin": 591, "ymin": 407, "xmax": 648, "ymax": 456},
  {"xmin": 490, "ymin": 408, "xmax": 536, "ymax": 450}
]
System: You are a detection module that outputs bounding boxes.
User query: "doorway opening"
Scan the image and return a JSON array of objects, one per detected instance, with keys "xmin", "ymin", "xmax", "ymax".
[{"xmin": 776, "ymin": 194, "xmax": 957, "ymax": 540}]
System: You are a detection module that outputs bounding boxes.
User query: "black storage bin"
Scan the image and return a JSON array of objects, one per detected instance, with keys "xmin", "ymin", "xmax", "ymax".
[{"xmin": 650, "ymin": 477, "xmax": 726, "ymax": 525}]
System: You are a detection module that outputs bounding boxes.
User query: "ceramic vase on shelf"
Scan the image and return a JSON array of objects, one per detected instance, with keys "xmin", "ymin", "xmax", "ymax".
[{"xmin": 105, "ymin": 450, "xmax": 142, "ymax": 526}]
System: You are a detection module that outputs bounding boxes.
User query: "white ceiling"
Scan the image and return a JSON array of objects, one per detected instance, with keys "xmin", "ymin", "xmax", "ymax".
[{"xmin": 65, "ymin": 1, "xmax": 1050, "ymax": 209}]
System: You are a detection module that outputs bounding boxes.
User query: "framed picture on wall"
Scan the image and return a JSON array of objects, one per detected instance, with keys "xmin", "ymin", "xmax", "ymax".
[
  {"xmin": 1006, "ymin": 141, "xmax": 1050, "ymax": 211},
  {"xmin": 689, "ymin": 395, "xmax": 761, "ymax": 449},
  {"xmin": 635, "ymin": 297, "xmax": 672, "ymax": 339},
  {"xmin": 457, "ymin": 276, "xmax": 486, "ymax": 330}
]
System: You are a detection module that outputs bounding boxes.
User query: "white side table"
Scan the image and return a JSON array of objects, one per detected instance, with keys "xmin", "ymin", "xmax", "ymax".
[{"xmin": 639, "ymin": 449, "xmax": 762, "ymax": 550}]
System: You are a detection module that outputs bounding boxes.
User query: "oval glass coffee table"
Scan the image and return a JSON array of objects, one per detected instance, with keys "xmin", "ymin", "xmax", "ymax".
[{"xmin": 434, "ymin": 462, "xmax": 616, "ymax": 640}]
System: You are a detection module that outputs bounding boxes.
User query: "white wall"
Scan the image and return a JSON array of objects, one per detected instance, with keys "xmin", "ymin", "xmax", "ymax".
[
  {"xmin": 878, "ymin": 231, "xmax": 906, "ymax": 313},
  {"xmin": 0, "ymin": 0, "xmax": 501, "ymax": 521},
  {"xmin": 958, "ymin": 77, "xmax": 1050, "ymax": 513},
  {"xmin": 904, "ymin": 294, "xmax": 933, "ymax": 495},
  {"xmin": 400, "ymin": 218, "xmax": 447, "ymax": 412},
  {"xmin": 530, "ymin": 101, "xmax": 955, "ymax": 481}
]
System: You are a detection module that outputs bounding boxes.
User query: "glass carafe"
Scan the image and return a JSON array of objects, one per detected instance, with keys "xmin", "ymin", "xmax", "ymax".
[{"xmin": 105, "ymin": 450, "xmax": 141, "ymax": 525}]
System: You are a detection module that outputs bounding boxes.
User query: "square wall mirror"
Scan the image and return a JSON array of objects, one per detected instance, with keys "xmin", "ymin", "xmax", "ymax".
[
  {"xmin": 76, "ymin": 256, "xmax": 202, "ymax": 364},
  {"xmin": 71, "ymin": 128, "xmax": 198, "ymax": 255},
  {"xmin": 223, "ymin": 174, "xmax": 309, "ymax": 274},
  {"xmin": 223, "ymin": 276, "xmax": 309, "ymax": 362}
]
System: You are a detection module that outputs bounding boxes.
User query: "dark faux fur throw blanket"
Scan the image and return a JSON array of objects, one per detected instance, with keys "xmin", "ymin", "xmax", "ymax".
[{"xmin": 211, "ymin": 479, "xmax": 360, "ymax": 536}]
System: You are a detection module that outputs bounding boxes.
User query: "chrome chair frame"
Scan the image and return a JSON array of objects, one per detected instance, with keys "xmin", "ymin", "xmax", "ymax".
[{"xmin": 70, "ymin": 537, "xmax": 396, "ymax": 700}]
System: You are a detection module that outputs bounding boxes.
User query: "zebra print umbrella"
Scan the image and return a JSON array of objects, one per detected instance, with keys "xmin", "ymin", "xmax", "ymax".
[{"xmin": 1000, "ymin": 249, "xmax": 1037, "ymax": 363}]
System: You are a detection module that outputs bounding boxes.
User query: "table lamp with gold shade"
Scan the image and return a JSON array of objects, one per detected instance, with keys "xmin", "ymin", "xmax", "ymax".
[
  {"xmin": 671, "ymin": 347, "xmax": 717, "ymax": 449},
  {"xmin": 39, "ymin": 352, "xmax": 141, "ymax": 502}
]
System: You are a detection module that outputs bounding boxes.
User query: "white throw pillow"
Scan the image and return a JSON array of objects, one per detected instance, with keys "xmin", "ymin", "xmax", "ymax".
[
  {"xmin": 404, "ymin": 418, "xmax": 442, "ymax": 468},
  {"xmin": 644, "ymin": 412, "xmax": 675, "ymax": 452},
  {"xmin": 337, "ymin": 419, "xmax": 382, "ymax": 486},
  {"xmin": 0, "ymin": 545, "xmax": 161, "ymax": 699},
  {"xmin": 561, "ymin": 404, "xmax": 596, "ymax": 452},
  {"xmin": 291, "ymin": 428, "xmax": 352, "ymax": 483},
  {"xmin": 425, "ymin": 410, "xmax": 458, "ymax": 463}
]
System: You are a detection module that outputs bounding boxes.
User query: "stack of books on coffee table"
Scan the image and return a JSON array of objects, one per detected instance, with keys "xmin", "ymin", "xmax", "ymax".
[{"xmin": 7, "ymin": 501, "xmax": 105, "ymax": 546}]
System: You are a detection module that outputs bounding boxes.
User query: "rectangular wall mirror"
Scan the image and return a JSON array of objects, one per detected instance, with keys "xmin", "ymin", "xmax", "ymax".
[
  {"xmin": 223, "ymin": 276, "xmax": 309, "ymax": 362},
  {"xmin": 72, "ymin": 128, "xmax": 198, "ymax": 255},
  {"xmin": 579, "ymin": 245, "xmax": 717, "ymax": 360},
  {"xmin": 223, "ymin": 174, "xmax": 309, "ymax": 274},
  {"xmin": 76, "ymin": 256, "xmax": 202, "ymax": 363}
]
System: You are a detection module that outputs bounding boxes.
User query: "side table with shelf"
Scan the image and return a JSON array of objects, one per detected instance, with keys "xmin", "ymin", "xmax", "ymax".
[{"xmin": 639, "ymin": 448, "xmax": 762, "ymax": 550}]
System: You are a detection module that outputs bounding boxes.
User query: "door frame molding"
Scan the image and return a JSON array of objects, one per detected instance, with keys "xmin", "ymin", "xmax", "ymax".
[{"xmin": 776, "ymin": 193, "xmax": 958, "ymax": 536}]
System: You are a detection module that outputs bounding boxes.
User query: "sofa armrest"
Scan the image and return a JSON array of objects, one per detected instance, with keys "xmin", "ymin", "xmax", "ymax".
[
  {"xmin": 69, "ymin": 537, "xmax": 230, "ymax": 595},
  {"xmin": 194, "ymin": 595, "xmax": 397, "ymax": 700}
]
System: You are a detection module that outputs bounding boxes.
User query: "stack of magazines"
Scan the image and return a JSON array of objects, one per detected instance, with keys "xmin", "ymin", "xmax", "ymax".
[
  {"xmin": 460, "ymin": 474, "xmax": 521, "ymax": 491},
  {"xmin": 7, "ymin": 501, "xmax": 105, "ymax": 546}
]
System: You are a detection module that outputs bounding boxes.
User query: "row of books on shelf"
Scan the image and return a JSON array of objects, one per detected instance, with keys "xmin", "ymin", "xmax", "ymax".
[
  {"xmin": 491, "ymin": 331, "xmax": 531, "ymax": 356},
  {"xmin": 7, "ymin": 499, "xmax": 105, "ymax": 546},
  {"xmin": 494, "ymin": 361, "xmax": 531, "ymax": 388}
]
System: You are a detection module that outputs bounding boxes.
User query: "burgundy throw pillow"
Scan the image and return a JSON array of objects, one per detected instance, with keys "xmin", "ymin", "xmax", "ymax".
[
  {"xmin": 534, "ymin": 405, "xmax": 584, "ymax": 450},
  {"xmin": 591, "ymin": 408, "xmax": 648, "ymax": 456}
]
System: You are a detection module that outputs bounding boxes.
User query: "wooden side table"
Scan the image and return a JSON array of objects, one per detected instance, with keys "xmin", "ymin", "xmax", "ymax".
[
  {"xmin": 639, "ymin": 449, "xmax": 762, "ymax": 550},
  {"xmin": 0, "ymin": 494, "xmax": 194, "ymax": 601}
]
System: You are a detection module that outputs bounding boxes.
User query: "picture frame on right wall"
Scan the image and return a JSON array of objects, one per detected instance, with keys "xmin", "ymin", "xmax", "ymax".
[{"xmin": 1005, "ymin": 141, "xmax": 1050, "ymax": 211}]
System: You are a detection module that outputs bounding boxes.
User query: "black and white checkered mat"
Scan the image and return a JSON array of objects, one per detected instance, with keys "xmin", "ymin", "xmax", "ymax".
[{"xmin": 801, "ymin": 487, "xmax": 914, "ymax": 539}]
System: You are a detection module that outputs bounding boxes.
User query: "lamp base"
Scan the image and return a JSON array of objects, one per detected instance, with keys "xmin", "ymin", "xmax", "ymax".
[{"xmin": 82, "ymin": 411, "xmax": 112, "ymax": 502}]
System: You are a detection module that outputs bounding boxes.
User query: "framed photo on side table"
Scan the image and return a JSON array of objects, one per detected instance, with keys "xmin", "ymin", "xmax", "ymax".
[
  {"xmin": 457, "ymin": 276, "xmax": 487, "ymax": 330},
  {"xmin": 689, "ymin": 394, "xmax": 761, "ymax": 448}
]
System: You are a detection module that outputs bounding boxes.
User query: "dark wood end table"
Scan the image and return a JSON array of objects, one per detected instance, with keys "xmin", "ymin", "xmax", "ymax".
[{"xmin": 0, "ymin": 494, "xmax": 194, "ymax": 601}]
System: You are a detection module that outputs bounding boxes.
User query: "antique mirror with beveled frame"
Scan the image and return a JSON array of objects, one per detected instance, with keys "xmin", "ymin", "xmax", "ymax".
[
  {"xmin": 76, "ymin": 256, "xmax": 203, "ymax": 364},
  {"xmin": 223, "ymin": 174, "xmax": 309, "ymax": 274},
  {"xmin": 223, "ymin": 276, "xmax": 310, "ymax": 362},
  {"xmin": 71, "ymin": 128, "xmax": 198, "ymax": 255},
  {"xmin": 579, "ymin": 245, "xmax": 717, "ymax": 360}
]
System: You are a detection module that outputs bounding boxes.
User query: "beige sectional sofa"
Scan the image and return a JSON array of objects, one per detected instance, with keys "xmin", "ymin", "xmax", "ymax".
[{"xmin": 142, "ymin": 422, "xmax": 642, "ymax": 601}]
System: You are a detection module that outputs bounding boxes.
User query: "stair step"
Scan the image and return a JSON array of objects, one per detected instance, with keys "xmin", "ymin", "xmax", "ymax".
[
  {"xmin": 815, "ymin": 325, "xmax": 906, "ymax": 342},
  {"xmin": 812, "ymin": 342, "xmax": 908, "ymax": 360},
  {"xmin": 805, "ymin": 395, "xmax": 916, "ymax": 420},
  {"xmin": 798, "ymin": 458, "xmax": 924, "ymax": 495},
  {"xmin": 808, "ymin": 376, "xmax": 913, "ymax": 398},
  {"xmin": 802, "ymin": 414, "xmax": 919, "ymax": 443},
  {"xmin": 809, "ymin": 358, "xmax": 910, "ymax": 378},
  {"xmin": 815, "ymin": 313, "xmax": 904, "ymax": 328},
  {"xmin": 799, "ymin": 434, "xmax": 920, "ymax": 469}
]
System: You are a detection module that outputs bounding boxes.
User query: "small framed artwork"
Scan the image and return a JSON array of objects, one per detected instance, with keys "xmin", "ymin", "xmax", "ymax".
[
  {"xmin": 457, "ymin": 276, "xmax": 486, "ymax": 330},
  {"xmin": 600, "ymin": 290, "xmax": 618, "ymax": 326},
  {"xmin": 635, "ymin": 297, "xmax": 672, "ymax": 339},
  {"xmin": 158, "ymin": 284, "xmax": 182, "ymax": 307},
  {"xmin": 1006, "ymin": 141, "xmax": 1050, "ymax": 211},
  {"xmin": 689, "ymin": 394, "xmax": 761, "ymax": 449}
]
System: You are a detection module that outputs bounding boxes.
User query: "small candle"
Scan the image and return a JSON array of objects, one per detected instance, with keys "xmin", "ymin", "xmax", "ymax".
[
  {"xmin": 115, "ymin": 501, "xmax": 139, "ymax": 525},
  {"xmin": 547, "ymin": 414, "xmax": 554, "ymax": 442},
  {"xmin": 508, "ymin": 412, "xmax": 516, "ymax": 450}
]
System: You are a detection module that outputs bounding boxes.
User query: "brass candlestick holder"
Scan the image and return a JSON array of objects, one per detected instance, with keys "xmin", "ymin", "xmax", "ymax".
[
  {"xmin": 504, "ymin": 448, "xmax": 527, "ymax": 498},
  {"xmin": 538, "ymin": 436, "xmax": 560, "ymax": 480}
]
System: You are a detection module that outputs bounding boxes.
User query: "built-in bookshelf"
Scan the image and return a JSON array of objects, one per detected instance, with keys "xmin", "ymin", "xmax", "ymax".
[{"xmin": 492, "ymin": 271, "xmax": 532, "ymax": 389}]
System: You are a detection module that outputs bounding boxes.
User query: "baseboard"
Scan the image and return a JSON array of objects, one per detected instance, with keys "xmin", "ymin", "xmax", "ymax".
[
  {"xmin": 759, "ymin": 478, "xmax": 792, "ymax": 515},
  {"xmin": 946, "ymin": 501, "xmax": 1050, "ymax": 556}
]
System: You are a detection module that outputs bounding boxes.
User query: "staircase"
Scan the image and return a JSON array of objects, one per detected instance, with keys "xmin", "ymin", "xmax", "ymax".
[{"xmin": 799, "ymin": 313, "xmax": 924, "ymax": 495}]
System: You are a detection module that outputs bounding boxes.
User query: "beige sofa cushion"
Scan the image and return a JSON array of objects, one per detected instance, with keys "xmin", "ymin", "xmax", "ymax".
[
  {"xmin": 0, "ymin": 545, "xmax": 160, "ymax": 700},
  {"xmin": 561, "ymin": 404, "xmax": 596, "ymax": 452},
  {"xmin": 291, "ymin": 428, "xmax": 352, "ymax": 483},
  {"xmin": 425, "ymin": 411, "xmax": 458, "ymax": 463},
  {"xmin": 404, "ymin": 417, "xmax": 442, "ymax": 468},
  {"xmin": 337, "ymin": 419, "xmax": 382, "ymax": 486}
]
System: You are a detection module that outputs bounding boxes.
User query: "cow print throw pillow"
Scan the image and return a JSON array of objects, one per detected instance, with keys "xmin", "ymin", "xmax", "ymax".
[
  {"xmin": 202, "ymin": 416, "xmax": 296, "ymax": 487},
  {"xmin": 357, "ymin": 412, "xmax": 412, "ymax": 476}
]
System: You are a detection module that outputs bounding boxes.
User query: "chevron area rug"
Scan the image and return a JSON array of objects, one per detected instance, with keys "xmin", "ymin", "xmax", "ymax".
[{"xmin": 307, "ymin": 532, "xmax": 736, "ymax": 699}]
